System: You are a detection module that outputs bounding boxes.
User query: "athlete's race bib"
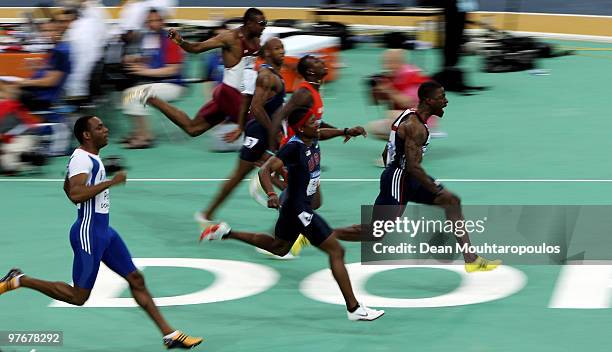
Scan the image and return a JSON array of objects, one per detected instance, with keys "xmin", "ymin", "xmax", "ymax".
[
  {"xmin": 95, "ymin": 168, "xmax": 110, "ymax": 214},
  {"xmin": 307, "ymin": 171, "xmax": 320, "ymax": 196},
  {"xmin": 243, "ymin": 136, "xmax": 259, "ymax": 149},
  {"xmin": 298, "ymin": 211, "xmax": 313, "ymax": 227},
  {"xmin": 96, "ymin": 189, "xmax": 110, "ymax": 213}
]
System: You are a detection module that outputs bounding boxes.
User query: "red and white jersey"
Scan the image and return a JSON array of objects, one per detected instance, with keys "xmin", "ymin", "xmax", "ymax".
[
  {"xmin": 281, "ymin": 82, "xmax": 323, "ymax": 146},
  {"xmin": 222, "ymin": 31, "xmax": 260, "ymax": 91}
]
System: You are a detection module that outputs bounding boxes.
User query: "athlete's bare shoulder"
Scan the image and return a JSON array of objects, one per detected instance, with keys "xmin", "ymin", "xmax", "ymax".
[
  {"xmin": 398, "ymin": 113, "xmax": 426, "ymax": 143},
  {"xmin": 259, "ymin": 67, "xmax": 282, "ymax": 91},
  {"xmin": 255, "ymin": 68, "xmax": 274, "ymax": 90},
  {"xmin": 222, "ymin": 28, "xmax": 241, "ymax": 47}
]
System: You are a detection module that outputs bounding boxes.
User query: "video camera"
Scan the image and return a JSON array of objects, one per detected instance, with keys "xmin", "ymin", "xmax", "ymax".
[{"xmin": 365, "ymin": 73, "xmax": 393, "ymax": 105}]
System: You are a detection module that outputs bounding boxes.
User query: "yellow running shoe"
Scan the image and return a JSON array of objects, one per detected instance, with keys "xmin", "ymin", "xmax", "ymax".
[
  {"xmin": 465, "ymin": 256, "xmax": 502, "ymax": 273},
  {"xmin": 255, "ymin": 247, "xmax": 296, "ymax": 260},
  {"xmin": 163, "ymin": 330, "xmax": 203, "ymax": 349},
  {"xmin": 290, "ymin": 234, "xmax": 310, "ymax": 256},
  {"xmin": 0, "ymin": 268, "xmax": 23, "ymax": 295}
]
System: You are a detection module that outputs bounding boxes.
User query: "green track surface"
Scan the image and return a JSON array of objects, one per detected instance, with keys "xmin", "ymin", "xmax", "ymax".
[{"xmin": 2, "ymin": 41, "xmax": 612, "ymax": 351}]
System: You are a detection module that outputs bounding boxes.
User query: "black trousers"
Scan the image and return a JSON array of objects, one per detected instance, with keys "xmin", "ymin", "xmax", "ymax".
[{"xmin": 443, "ymin": 3, "xmax": 467, "ymax": 68}]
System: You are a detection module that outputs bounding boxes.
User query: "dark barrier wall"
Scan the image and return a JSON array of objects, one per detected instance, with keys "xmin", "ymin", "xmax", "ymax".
[{"xmin": 2, "ymin": 0, "xmax": 612, "ymax": 16}]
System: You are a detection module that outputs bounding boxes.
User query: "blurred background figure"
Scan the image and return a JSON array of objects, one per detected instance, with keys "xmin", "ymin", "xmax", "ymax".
[
  {"xmin": 431, "ymin": 0, "xmax": 485, "ymax": 93},
  {"xmin": 0, "ymin": 16, "xmax": 72, "ymax": 113},
  {"xmin": 0, "ymin": 10, "xmax": 76, "ymax": 174},
  {"xmin": 121, "ymin": 8, "xmax": 184, "ymax": 149},
  {"xmin": 61, "ymin": 0, "xmax": 110, "ymax": 105},
  {"xmin": 118, "ymin": 0, "xmax": 176, "ymax": 43},
  {"xmin": 366, "ymin": 49, "xmax": 445, "ymax": 143},
  {"xmin": 0, "ymin": 99, "xmax": 45, "ymax": 175}
]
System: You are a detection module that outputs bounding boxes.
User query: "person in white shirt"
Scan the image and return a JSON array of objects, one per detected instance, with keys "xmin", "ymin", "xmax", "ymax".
[{"xmin": 63, "ymin": 0, "xmax": 110, "ymax": 100}]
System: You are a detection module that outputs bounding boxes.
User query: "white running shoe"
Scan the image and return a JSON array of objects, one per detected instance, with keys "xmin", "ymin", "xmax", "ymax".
[
  {"xmin": 347, "ymin": 303, "xmax": 385, "ymax": 321},
  {"xmin": 199, "ymin": 222, "xmax": 231, "ymax": 242},
  {"xmin": 123, "ymin": 85, "xmax": 154, "ymax": 107}
]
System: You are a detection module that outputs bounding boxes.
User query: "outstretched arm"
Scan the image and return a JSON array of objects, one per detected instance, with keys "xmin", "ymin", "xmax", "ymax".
[
  {"xmin": 318, "ymin": 126, "xmax": 367, "ymax": 142},
  {"xmin": 125, "ymin": 63, "xmax": 181, "ymax": 78},
  {"xmin": 168, "ymin": 28, "xmax": 228, "ymax": 54},
  {"xmin": 320, "ymin": 121, "xmax": 335, "ymax": 129}
]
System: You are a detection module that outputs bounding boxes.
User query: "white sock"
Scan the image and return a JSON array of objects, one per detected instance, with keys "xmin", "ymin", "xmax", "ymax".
[
  {"xmin": 163, "ymin": 331, "xmax": 179, "ymax": 340},
  {"xmin": 15, "ymin": 274, "xmax": 24, "ymax": 287}
]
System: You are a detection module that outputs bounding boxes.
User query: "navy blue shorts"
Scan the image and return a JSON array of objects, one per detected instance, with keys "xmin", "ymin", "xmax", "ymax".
[
  {"xmin": 239, "ymin": 120, "xmax": 269, "ymax": 162},
  {"xmin": 69, "ymin": 220, "xmax": 137, "ymax": 290},
  {"xmin": 274, "ymin": 207, "xmax": 332, "ymax": 247},
  {"xmin": 374, "ymin": 167, "xmax": 443, "ymax": 206}
]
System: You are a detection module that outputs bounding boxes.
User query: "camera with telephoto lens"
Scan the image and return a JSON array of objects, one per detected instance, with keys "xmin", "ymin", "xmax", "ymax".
[{"xmin": 367, "ymin": 73, "xmax": 389, "ymax": 88}]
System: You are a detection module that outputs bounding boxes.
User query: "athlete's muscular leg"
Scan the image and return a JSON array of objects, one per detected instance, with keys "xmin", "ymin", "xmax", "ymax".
[
  {"xmin": 317, "ymin": 235, "xmax": 359, "ymax": 310},
  {"xmin": 20, "ymin": 276, "xmax": 91, "ymax": 306},
  {"xmin": 434, "ymin": 190, "xmax": 477, "ymax": 263},
  {"xmin": 334, "ymin": 202, "xmax": 402, "ymax": 242},
  {"xmin": 147, "ymin": 97, "xmax": 216, "ymax": 137},
  {"xmin": 204, "ymin": 159, "xmax": 255, "ymax": 219},
  {"xmin": 126, "ymin": 271, "xmax": 174, "ymax": 335},
  {"xmin": 227, "ymin": 231, "xmax": 293, "ymax": 256},
  {"xmin": 332, "ymin": 224, "xmax": 366, "ymax": 242}
]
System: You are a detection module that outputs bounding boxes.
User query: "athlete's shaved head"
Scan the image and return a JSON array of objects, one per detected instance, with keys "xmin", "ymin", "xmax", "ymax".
[
  {"xmin": 418, "ymin": 81, "xmax": 443, "ymax": 101},
  {"xmin": 418, "ymin": 81, "xmax": 447, "ymax": 117},
  {"xmin": 262, "ymin": 37, "xmax": 285, "ymax": 66},
  {"xmin": 243, "ymin": 7, "xmax": 264, "ymax": 24},
  {"xmin": 297, "ymin": 55, "xmax": 314, "ymax": 78},
  {"xmin": 243, "ymin": 7, "xmax": 266, "ymax": 38},
  {"xmin": 297, "ymin": 55, "xmax": 327, "ymax": 81},
  {"xmin": 262, "ymin": 37, "xmax": 282, "ymax": 51}
]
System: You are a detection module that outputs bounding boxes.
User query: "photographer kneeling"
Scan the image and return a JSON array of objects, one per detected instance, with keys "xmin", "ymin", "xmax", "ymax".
[{"xmin": 366, "ymin": 49, "xmax": 445, "ymax": 143}]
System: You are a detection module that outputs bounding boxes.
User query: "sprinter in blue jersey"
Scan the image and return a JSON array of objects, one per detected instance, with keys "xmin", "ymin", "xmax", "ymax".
[
  {"xmin": 0, "ymin": 115, "xmax": 202, "ymax": 349},
  {"xmin": 199, "ymin": 111, "xmax": 384, "ymax": 322}
]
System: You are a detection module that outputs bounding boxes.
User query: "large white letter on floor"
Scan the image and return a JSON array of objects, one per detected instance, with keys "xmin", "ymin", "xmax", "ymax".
[
  {"xmin": 550, "ymin": 264, "xmax": 612, "ymax": 308},
  {"xmin": 300, "ymin": 262, "xmax": 526, "ymax": 307},
  {"xmin": 50, "ymin": 258, "xmax": 279, "ymax": 307}
]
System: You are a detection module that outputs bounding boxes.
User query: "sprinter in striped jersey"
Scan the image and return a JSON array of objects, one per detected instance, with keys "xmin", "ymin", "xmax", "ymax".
[
  {"xmin": 0, "ymin": 115, "xmax": 202, "ymax": 349},
  {"xmin": 374, "ymin": 81, "xmax": 501, "ymax": 272}
]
